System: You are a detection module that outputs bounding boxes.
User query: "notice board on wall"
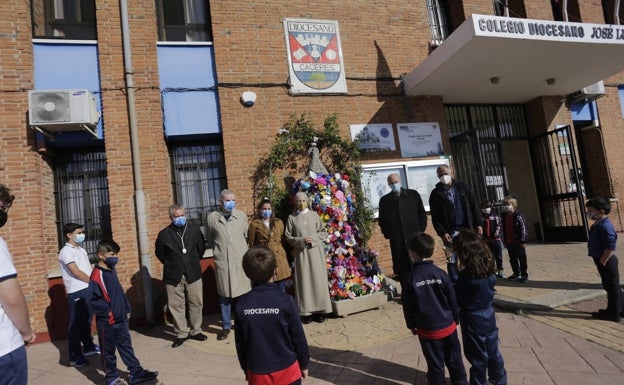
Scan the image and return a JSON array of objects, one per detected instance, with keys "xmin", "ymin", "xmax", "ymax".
[{"xmin": 361, "ymin": 158, "xmax": 451, "ymax": 217}]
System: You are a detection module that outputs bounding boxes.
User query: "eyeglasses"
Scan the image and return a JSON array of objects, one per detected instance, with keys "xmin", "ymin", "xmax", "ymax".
[{"xmin": 0, "ymin": 202, "xmax": 12, "ymax": 212}]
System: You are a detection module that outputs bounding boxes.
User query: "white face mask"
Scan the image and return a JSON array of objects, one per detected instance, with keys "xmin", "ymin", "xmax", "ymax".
[
  {"xmin": 482, "ymin": 208, "xmax": 491, "ymax": 215},
  {"xmin": 504, "ymin": 205, "xmax": 514, "ymax": 213},
  {"xmin": 439, "ymin": 175, "xmax": 452, "ymax": 185}
]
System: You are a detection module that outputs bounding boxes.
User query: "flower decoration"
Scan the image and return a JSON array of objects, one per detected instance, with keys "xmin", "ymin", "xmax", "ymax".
[{"xmin": 292, "ymin": 172, "xmax": 384, "ymax": 301}]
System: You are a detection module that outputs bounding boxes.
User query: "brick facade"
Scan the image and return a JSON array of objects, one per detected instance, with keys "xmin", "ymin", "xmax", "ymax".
[{"xmin": 1, "ymin": 1, "xmax": 624, "ymax": 338}]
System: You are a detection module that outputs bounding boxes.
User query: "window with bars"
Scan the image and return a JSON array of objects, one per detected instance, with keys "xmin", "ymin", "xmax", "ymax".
[
  {"xmin": 156, "ymin": 0, "xmax": 213, "ymax": 42},
  {"xmin": 54, "ymin": 150, "xmax": 111, "ymax": 261},
  {"xmin": 426, "ymin": 0, "xmax": 450, "ymax": 46},
  {"xmin": 32, "ymin": 0, "xmax": 97, "ymax": 39},
  {"xmin": 169, "ymin": 140, "xmax": 227, "ymax": 236},
  {"xmin": 494, "ymin": 0, "xmax": 508, "ymax": 16}
]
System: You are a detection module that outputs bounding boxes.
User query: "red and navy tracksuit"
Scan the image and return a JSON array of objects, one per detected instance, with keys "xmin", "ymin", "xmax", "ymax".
[
  {"xmin": 482, "ymin": 213, "xmax": 504, "ymax": 272},
  {"xmin": 401, "ymin": 260, "xmax": 467, "ymax": 385},
  {"xmin": 454, "ymin": 271, "xmax": 507, "ymax": 385},
  {"xmin": 89, "ymin": 265, "xmax": 146, "ymax": 383},
  {"xmin": 502, "ymin": 210, "xmax": 528, "ymax": 279},
  {"xmin": 234, "ymin": 282, "xmax": 310, "ymax": 385}
]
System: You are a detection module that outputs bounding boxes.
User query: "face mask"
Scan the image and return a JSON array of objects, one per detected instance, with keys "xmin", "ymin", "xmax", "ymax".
[
  {"xmin": 261, "ymin": 209, "xmax": 272, "ymax": 219},
  {"xmin": 482, "ymin": 208, "xmax": 491, "ymax": 215},
  {"xmin": 389, "ymin": 182, "xmax": 401, "ymax": 193},
  {"xmin": 104, "ymin": 256, "xmax": 119, "ymax": 269},
  {"xmin": 504, "ymin": 205, "xmax": 513, "ymax": 213},
  {"xmin": 173, "ymin": 216, "xmax": 186, "ymax": 227},
  {"xmin": 223, "ymin": 200, "xmax": 235, "ymax": 212},
  {"xmin": 587, "ymin": 211, "xmax": 599, "ymax": 220},
  {"xmin": 0, "ymin": 211, "xmax": 6, "ymax": 228},
  {"xmin": 297, "ymin": 201, "xmax": 308, "ymax": 211},
  {"xmin": 439, "ymin": 175, "xmax": 452, "ymax": 185},
  {"xmin": 75, "ymin": 233, "xmax": 86, "ymax": 244}
]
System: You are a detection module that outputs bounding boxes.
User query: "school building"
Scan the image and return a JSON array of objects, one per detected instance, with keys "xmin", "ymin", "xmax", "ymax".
[{"xmin": 1, "ymin": 0, "xmax": 624, "ymax": 340}]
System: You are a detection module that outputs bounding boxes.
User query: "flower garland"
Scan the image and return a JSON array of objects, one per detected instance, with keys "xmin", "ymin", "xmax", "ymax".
[{"xmin": 292, "ymin": 171, "xmax": 384, "ymax": 301}]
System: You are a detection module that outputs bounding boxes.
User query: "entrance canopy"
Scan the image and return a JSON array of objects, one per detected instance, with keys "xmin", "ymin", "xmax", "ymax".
[{"xmin": 403, "ymin": 14, "xmax": 624, "ymax": 104}]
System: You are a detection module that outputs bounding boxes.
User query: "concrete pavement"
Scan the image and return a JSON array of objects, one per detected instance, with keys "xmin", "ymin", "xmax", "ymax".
[{"xmin": 26, "ymin": 242, "xmax": 624, "ymax": 384}]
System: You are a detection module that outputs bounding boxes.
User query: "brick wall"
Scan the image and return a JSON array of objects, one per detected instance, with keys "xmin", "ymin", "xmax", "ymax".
[
  {"xmin": 3, "ymin": 0, "xmax": 624, "ymax": 337},
  {"xmin": 95, "ymin": 0, "xmax": 169, "ymax": 317}
]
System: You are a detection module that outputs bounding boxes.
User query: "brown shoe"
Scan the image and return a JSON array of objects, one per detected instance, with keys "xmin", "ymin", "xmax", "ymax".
[{"xmin": 217, "ymin": 329, "xmax": 230, "ymax": 341}]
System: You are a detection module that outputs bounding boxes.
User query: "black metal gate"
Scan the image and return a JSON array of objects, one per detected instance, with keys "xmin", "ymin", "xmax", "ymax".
[{"xmin": 529, "ymin": 125, "xmax": 588, "ymax": 242}]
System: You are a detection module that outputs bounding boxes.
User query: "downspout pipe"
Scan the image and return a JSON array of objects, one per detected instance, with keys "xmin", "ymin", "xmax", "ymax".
[{"xmin": 119, "ymin": 0, "xmax": 154, "ymax": 324}]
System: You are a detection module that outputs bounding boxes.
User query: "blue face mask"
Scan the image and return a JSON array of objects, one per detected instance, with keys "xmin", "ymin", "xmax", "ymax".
[
  {"xmin": 75, "ymin": 233, "xmax": 86, "ymax": 244},
  {"xmin": 173, "ymin": 216, "xmax": 186, "ymax": 227},
  {"xmin": 389, "ymin": 182, "xmax": 401, "ymax": 193},
  {"xmin": 104, "ymin": 256, "xmax": 119, "ymax": 269},
  {"xmin": 223, "ymin": 200, "xmax": 236, "ymax": 212},
  {"xmin": 261, "ymin": 209, "xmax": 272, "ymax": 219}
]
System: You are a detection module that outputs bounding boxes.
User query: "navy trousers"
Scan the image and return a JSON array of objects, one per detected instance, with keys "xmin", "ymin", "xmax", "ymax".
[
  {"xmin": 594, "ymin": 255, "xmax": 624, "ymax": 317},
  {"xmin": 96, "ymin": 320, "xmax": 144, "ymax": 382},
  {"xmin": 419, "ymin": 330, "xmax": 468, "ymax": 385},
  {"xmin": 506, "ymin": 243, "xmax": 527, "ymax": 278},
  {"xmin": 460, "ymin": 308, "xmax": 507, "ymax": 385},
  {"xmin": 0, "ymin": 346, "xmax": 27, "ymax": 385},
  {"xmin": 67, "ymin": 287, "xmax": 96, "ymax": 358}
]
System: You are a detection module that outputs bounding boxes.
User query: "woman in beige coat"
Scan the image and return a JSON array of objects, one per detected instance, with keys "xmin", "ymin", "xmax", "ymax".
[
  {"xmin": 248, "ymin": 198, "xmax": 292, "ymax": 292},
  {"xmin": 285, "ymin": 192, "xmax": 332, "ymax": 324}
]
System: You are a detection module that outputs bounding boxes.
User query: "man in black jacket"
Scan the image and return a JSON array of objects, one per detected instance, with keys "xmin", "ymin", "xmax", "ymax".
[
  {"xmin": 429, "ymin": 165, "xmax": 483, "ymax": 247},
  {"xmin": 378, "ymin": 173, "xmax": 427, "ymax": 280},
  {"xmin": 155, "ymin": 204, "xmax": 207, "ymax": 348}
]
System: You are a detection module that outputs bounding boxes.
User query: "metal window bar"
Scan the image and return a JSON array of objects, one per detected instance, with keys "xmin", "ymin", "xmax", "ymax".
[
  {"xmin": 445, "ymin": 106, "xmax": 470, "ymax": 137},
  {"xmin": 54, "ymin": 150, "xmax": 111, "ymax": 261},
  {"xmin": 169, "ymin": 142, "xmax": 227, "ymax": 237},
  {"xmin": 496, "ymin": 105, "xmax": 528, "ymax": 138},
  {"xmin": 426, "ymin": 0, "xmax": 450, "ymax": 45}
]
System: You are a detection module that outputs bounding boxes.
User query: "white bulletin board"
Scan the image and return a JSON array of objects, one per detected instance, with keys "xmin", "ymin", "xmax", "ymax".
[{"xmin": 361, "ymin": 158, "xmax": 451, "ymax": 217}]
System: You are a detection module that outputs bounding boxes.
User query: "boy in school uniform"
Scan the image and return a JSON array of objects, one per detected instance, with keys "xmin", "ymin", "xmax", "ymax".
[
  {"xmin": 401, "ymin": 232, "xmax": 468, "ymax": 385},
  {"xmin": 89, "ymin": 239, "xmax": 158, "ymax": 385},
  {"xmin": 586, "ymin": 197, "xmax": 624, "ymax": 323},
  {"xmin": 234, "ymin": 246, "xmax": 310, "ymax": 385},
  {"xmin": 481, "ymin": 200, "xmax": 505, "ymax": 278},
  {"xmin": 58, "ymin": 222, "xmax": 99, "ymax": 368},
  {"xmin": 501, "ymin": 196, "xmax": 529, "ymax": 283}
]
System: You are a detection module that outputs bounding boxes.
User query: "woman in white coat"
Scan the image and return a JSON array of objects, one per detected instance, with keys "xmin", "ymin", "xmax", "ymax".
[{"xmin": 285, "ymin": 192, "xmax": 332, "ymax": 323}]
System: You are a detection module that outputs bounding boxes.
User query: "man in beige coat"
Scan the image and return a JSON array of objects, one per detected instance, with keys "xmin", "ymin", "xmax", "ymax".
[{"xmin": 206, "ymin": 189, "xmax": 251, "ymax": 340}]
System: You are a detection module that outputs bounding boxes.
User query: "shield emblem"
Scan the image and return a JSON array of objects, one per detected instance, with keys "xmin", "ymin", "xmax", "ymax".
[{"xmin": 284, "ymin": 19, "xmax": 347, "ymax": 94}]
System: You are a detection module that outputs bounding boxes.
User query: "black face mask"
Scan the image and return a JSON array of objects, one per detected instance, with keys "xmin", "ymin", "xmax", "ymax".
[{"xmin": 0, "ymin": 211, "xmax": 6, "ymax": 228}]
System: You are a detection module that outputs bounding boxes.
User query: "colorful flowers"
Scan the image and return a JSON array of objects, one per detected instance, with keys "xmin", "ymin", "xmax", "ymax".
[{"xmin": 292, "ymin": 173, "xmax": 383, "ymax": 301}]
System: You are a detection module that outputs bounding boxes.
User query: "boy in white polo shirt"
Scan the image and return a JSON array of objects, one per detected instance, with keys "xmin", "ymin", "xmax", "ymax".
[
  {"xmin": 58, "ymin": 222, "xmax": 98, "ymax": 368},
  {"xmin": 0, "ymin": 184, "xmax": 35, "ymax": 385}
]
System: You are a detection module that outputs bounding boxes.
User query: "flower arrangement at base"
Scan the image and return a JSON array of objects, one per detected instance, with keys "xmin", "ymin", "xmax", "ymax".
[{"xmin": 292, "ymin": 171, "xmax": 384, "ymax": 301}]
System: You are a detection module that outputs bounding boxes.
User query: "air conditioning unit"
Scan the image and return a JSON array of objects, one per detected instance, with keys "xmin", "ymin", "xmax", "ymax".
[
  {"xmin": 567, "ymin": 81, "xmax": 606, "ymax": 104},
  {"xmin": 28, "ymin": 89, "xmax": 100, "ymax": 137}
]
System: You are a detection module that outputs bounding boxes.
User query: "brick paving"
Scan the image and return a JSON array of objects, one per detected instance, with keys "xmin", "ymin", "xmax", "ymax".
[{"xmin": 26, "ymin": 242, "xmax": 624, "ymax": 384}]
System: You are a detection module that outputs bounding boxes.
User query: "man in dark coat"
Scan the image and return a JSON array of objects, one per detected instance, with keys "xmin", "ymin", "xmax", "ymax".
[
  {"xmin": 155, "ymin": 204, "xmax": 207, "ymax": 348},
  {"xmin": 378, "ymin": 173, "xmax": 427, "ymax": 280},
  {"xmin": 429, "ymin": 165, "xmax": 483, "ymax": 247}
]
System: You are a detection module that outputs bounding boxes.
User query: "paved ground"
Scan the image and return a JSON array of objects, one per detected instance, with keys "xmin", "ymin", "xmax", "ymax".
[{"xmin": 26, "ymin": 242, "xmax": 624, "ymax": 384}]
